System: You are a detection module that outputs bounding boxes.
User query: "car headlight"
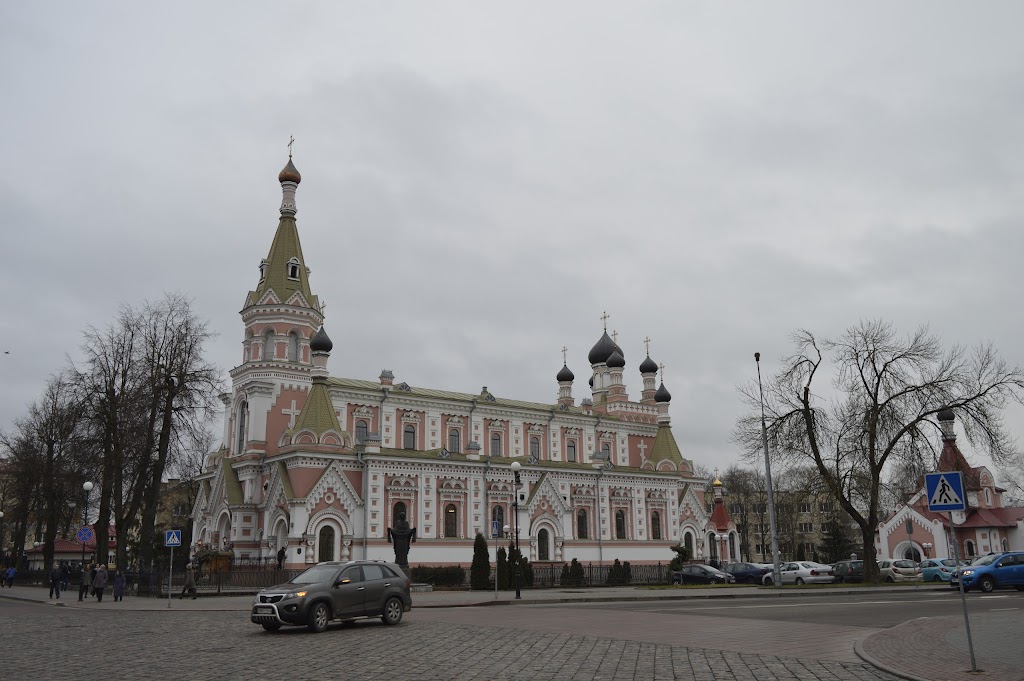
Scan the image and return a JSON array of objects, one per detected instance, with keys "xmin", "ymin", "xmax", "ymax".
[
  {"xmin": 961, "ymin": 570, "xmax": 974, "ymax": 576},
  {"xmin": 286, "ymin": 591, "xmax": 308, "ymax": 599}
]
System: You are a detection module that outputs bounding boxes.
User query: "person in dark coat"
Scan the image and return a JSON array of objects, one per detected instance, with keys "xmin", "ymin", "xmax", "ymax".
[
  {"xmin": 60, "ymin": 561, "xmax": 71, "ymax": 592},
  {"xmin": 90, "ymin": 563, "xmax": 98, "ymax": 596},
  {"xmin": 179, "ymin": 563, "xmax": 197, "ymax": 600},
  {"xmin": 79, "ymin": 564, "xmax": 90, "ymax": 601},
  {"xmin": 276, "ymin": 547, "xmax": 286, "ymax": 569},
  {"xmin": 112, "ymin": 570, "xmax": 126, "ymax": 602},
  {"xmin": 48, "ymin": 562, "xmax": 62, "ymax": 599},
  {"xmin": 92, "ymin": 565, "xmax": 108, "ymax": 602}
]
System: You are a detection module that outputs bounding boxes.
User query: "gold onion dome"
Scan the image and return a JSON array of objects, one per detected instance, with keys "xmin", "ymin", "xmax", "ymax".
[
  {"xmin": 279, "ymin": 158, "xmax": 301, "ymax": 184},
  {"xmin": 713, "ymin": 477, "xmax": 723, "ymax": 487}
]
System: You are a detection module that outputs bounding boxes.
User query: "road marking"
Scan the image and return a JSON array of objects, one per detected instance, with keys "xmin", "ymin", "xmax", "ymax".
[
  {"xmin": 979, "ymin": 595, "xmax": 1009, "ymax": 599},
  {"xmin": 989, "ymin": 607, "xmax": 1018, "ymax": 611}
]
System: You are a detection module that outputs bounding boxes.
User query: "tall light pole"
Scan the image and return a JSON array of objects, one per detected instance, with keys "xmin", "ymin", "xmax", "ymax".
[
  {"xmin": 755, "ymin": 353, "xmax": 782, "ymax": 588},
  {"xmin": 510, "ymin": 461, "xmax": 522, "ymax": 600},
  {"xmin": 81, "ymin": 481, "xmax": 94, "ymax": 569}
]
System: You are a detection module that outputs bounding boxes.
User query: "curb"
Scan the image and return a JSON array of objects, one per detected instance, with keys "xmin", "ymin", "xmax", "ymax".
[{"xmin": 854, "ymin": 636, "xmax": 931, "ymax": 681}]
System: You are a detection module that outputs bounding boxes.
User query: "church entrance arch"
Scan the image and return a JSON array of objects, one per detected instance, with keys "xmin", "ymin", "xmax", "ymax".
[{"xmin": 318, "ymin": 525, "xmax": 336, "ymax": 562}]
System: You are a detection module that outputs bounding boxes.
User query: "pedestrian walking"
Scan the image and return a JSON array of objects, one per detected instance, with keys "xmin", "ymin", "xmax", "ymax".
[
  {"xmin": 276, "ymin": 547, "xmax": 285, "ymax": 569},
  {"xmin": 92, "ymin": 564, "xmax": 108, "ymax": 602},
  {"xmin": 60, "ymin": 561, "xmax": 71, "ymax": 592},
  {"xmin": 5, "ymin": 566, "xmax": 16, "ymax": 588},
  {"xmin": 112, "ymin": 569, "xmax": 126, "ymax": 602},
  {"xmin": 78, "ymin": 564, "xmax": 90, "ymax": 601},
  {"xmin": 48, "ymin": 562, "xmax": 62, "ymax": 599},
  {"xmin": 90, "ymin": 563, "xmax": 98, "ymax": 596},
  {"xmin": 179, "ymin": 563, "xmax": 197, "ymax": 600}
]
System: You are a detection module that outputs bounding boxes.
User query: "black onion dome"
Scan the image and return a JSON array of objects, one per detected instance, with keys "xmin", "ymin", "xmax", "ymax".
[
  {"xmin": 278, "ymin": 158, "xmax": 301, "ymax": 184},
  {"xmin": 588, "ymin": 331, "xmax": 616, "ymax": 365},
  {"xmin": 556, "ymin": 364, "xmax": 575, "ymax": 382},
  {"xmin": 606, "ymin": 349, "xmax": 625, "ymax": 369},
  {"xmin": 655, "ymin": 382, "xmax": 672, "ymax": 403},
  {"xmin": 937, "ymin": 406, "xmax": 955, "ymax": 422},
  {"xmin": 310, "ymin": 326, "xmax": 333, "ymax": 353},
  {"xmin": 639, "ymin": 354, "xmax": 658, "ymax": 374}
]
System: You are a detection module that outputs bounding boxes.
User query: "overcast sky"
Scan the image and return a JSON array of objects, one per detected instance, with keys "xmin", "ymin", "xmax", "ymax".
[{"xmin": 3, "ymin": 2, "xmax": 1024, "ymax": 479}]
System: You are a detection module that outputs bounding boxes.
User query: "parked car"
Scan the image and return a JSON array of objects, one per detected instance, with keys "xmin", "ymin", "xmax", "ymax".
[
  {"xmin": 950, "ymin": 552, "xmax": 1024, "ymax": 593},
  {"xmin": 722, "ymin": 562, "xmax": 770, "ymax": 584},
  {"xmin": 761, "ymin": 561, "xmax": 834, "ymax": 586},
  {"xmin": 832, "ymin": 560, "xmax": 864, "ymax": 583},
  {"xmin": 251, "ymin": 560, "xmax": 412, "ymax": 633},
  {"xmin": 878, "ymin": 559, "xmax": 920, "ymax": 583},
  {"xmin": 672, "ymin": 564, "xmax": 735, "ymax": 585},
  {"xmin": 919, "ymin": 558, "xmax": 958, "ymax": 582}
]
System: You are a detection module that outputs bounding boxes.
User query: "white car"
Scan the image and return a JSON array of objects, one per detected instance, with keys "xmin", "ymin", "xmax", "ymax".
[
  {"xmin": 762, "ymin": 561, "xmax": 834, "ymax": 586},
  {"xmin": 878, "ymin": 559, "xmax": 920, "ymax": 583}
]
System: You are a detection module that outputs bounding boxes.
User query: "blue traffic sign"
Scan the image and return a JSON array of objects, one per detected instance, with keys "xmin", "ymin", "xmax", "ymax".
[
  {"xmin": 491, "ymin": 520, "xmax": 501, "ymax": 538},
  {"xmin": 164, "ymin": 530, "xmax": 182, "ymax": 547},
  {"xmin": 925, "ymin": 471, "xmax": 966, "ymax": 512},
  {"xmin": 76, "ymin": 526, "xmax": 94, "ymax": 543}
]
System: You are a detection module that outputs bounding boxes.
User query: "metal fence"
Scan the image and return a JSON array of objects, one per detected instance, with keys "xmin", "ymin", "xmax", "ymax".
[
  {"xmin": 503, "ymin": 562, "xmax": 674, "ymax": 589},
  {"xmin": 136, "ymin": 566, "xmax": 303, "ymax": 596}
]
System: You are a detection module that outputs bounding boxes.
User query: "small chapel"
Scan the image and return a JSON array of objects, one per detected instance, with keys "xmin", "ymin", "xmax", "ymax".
[{"xmin": 190, "ymin": 155, "xmax": 737, "ymax": 568}]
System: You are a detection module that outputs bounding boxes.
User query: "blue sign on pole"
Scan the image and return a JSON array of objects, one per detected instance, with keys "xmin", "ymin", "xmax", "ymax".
[
  {"xmin": 491, "ymin": 520, "xmax": 500, "ymax": 538},
  {"xmin": 76, "ymin": 526, "xmax": 94, "ymax": 543},
  {"xmin": 925, "ymin": 471, "xmax": 966, "ymax": 512},
  {"xmin": 164, "ymin": 529, "xmax": 182, "ymax": 547}
]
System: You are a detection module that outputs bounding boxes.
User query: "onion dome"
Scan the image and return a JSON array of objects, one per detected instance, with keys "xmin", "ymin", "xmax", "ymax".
[
  {"xmin": 588, "ymin": 376, "xmax": 594, "ymax": 388},
  {"xmin": 655, "ymin": 381, "xmax": 672, "ymax": 403},
  {"xmin": 937, "ymin": 406, "xmax": 955, "ymax": 422},
  {"xmin": 713, "ymin": 477, "xmax": 723, "ymax": 487},
  {"xmin": 606, "ymin": 349, "xmax": 625, "ymax": 369},
  {"xmin": 639, "ymin": 354, "xmax": 658, "ymax": 374},
  {"xmin": 588, "ymin": 331, "xmax": 617, "ymax": 364},
  {"xmin": 279, "ymin": 158, "xmax": 301, "ymax": 184},
  {"xmin": 310, "ymin": 326, "xmax": 333, "ymax": 353},
  {"xmin": 556, "ymin": 363, "xmax": 575, "ymax": 382}
]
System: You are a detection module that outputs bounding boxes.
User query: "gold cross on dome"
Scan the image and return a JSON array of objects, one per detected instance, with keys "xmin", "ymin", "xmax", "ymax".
[
  {"xmin": 611, "ymin": 330, "xmax": 619, "ymax": 343},
  {"xmin": 600, "ymin": 311, "xmax": 609, "ymax": 331},
  {"xmin": 659, "ymin": 363, "xmax": 665, "ymax": 381},
  {"xmin": 561, "ymin": 346, "xmax": 568, "ymax": 364},
  {"xmin": 643, "ymin": 336, "xmax": 651, "ymax": 355},
  {"xmin": 287, "ymin": 135, "xmax": 295, "ymax": 158}
]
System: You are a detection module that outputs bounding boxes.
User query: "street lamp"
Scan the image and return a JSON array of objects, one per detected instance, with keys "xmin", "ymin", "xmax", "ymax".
[
  {"xmin": 754, "ymin": 352, "xmax": 782, "ymax": 589},
  {"xmin": 510, "ymin": 461, "xmax": 523, "ymax": 600},
  {"xmin": 923, "ymin": 542, "xmax": 933, "ymax": 558},
  {"xmin": 715, "ymin": 532, "xmax": 729, "ymax": 565},
  {"xmin": 81, "ymin": 481, "xmax": 93, "ymax": 570}
]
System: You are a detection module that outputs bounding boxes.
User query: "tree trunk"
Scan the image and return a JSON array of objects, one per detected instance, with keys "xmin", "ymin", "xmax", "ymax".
[
  {"xmin": 42, "ymin": 439, "xmax": 58, "ymax": 569},
  {"xmin": 138, "ymin": 380, "xmax": 176, "ymax": 571}
]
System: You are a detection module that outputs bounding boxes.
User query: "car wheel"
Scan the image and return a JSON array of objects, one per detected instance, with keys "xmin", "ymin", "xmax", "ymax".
[
  {"xmin": 795, "ymin": 577, "xmax": 804, "ymax": 585},
  {"xmin": 307, "ymin": 602, "xmax": 331, "ymax": 633},
  {"xmin": 763, "ymin": 577, "xmax": 773, "ymax": 586},
  {"xmin": 932, "ymin": 575, "xmax": 942, "ymax": 582},
  {"xmin": 885, "ymin": 576, "xmax": 894, "ymax": 583},
  {"xmin": 261, "ymin": 623, "xmax": 281, "ymax": 632},
  {"xmin": 979, "ymin": 576, "xmax": 996, "ymax": 593},
  {"xmin": 381, "ymin": 597, "xmax": 404, "ymax": 626}
]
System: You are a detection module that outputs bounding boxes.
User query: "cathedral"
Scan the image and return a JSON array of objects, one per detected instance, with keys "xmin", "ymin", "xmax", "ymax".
[{"xmin": 191, "ymin": 155, "xmax": 736, "ymax": 568}]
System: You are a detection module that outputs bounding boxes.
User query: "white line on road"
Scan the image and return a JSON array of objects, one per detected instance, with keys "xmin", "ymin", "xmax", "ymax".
[{"xmin": 989, "ymin": 607, "xmax": 1019, "ymax": 611}]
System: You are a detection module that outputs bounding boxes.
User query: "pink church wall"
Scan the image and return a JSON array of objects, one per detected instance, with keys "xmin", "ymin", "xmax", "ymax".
[{"xmin": 290, "ymin": 467, "xmax": 324, "ymax": 499}]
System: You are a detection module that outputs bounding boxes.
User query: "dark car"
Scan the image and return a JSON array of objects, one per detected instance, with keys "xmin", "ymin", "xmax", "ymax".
[
  {"xmin": 832, "ymin": 560, "xmax": 864, "ymax": 583},
  {"xmin": 722, "ymin": 562, "xmax": 770, "ymax": 584},
  {"xmin": 251, "ymin": 560, "xmax": 412, "ymax": 633},
  {"xmin": 672, "ymin": 564, "xmax": 735, "ymax": 585}
]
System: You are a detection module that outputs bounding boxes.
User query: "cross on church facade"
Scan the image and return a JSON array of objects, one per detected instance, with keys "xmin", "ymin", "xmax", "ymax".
[
  {"xmin": 282, "ymin": 399, "xmax": 301, "ymax": 428},
  {"xmin": 637, "ymin": 440, "xmax": 648, "ymax": 462}
]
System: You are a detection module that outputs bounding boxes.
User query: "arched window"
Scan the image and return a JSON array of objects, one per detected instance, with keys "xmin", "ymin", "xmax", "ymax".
[
  {"xmin": 444, "ymin": 504, "xmax": 458, "ymax": 538},
  {"xmin": 651, "ymin": 511, "xmax": 661, "ymax": 540},
  {"xmin": 538, "ymin": 528, "xmax": 550, "ymax": 561},
  {"xmin": 287, "ymin": 331, "xmax": 299, "ymax": 362},
  {"xmin": 601, "ymin": 443, "xmax": 611, "ymax": 459},
  {"xmin": 491, "ymin": 505, "xmax": 504, "ymax": 532},
  {"xmin": 403, "ymin": 424, "xmax": 416, "ymax": 450},
  {"xmin": 236, "ymin": 401, "xmax": 248, "ymax": 455},
  {"xmin": 729, "ymin": 533, "xmax": 737, "ymax": 560},
  {"xmin": 490, "ymin": 433, "xmax": 501, "ymax": 457},
  {"xmin": 965, "ymin": 540, "xmax": 976, "ymax": 557},
  {"xmin": 615, "ymin": 510, "xmax": 626, "ymax": 540},
  {"xmin": 262, "ymin": 329, "xmax": 275, "ymax": 360},
  {"xmin": 448, "ymin": 429, "xmax": 461, "ymax": 453},
  {"xmin": 355, "ymin": 420, "xmax": 368, "ymax": 443},
  {"xmin": 287, "ymin": 257, "xmax": 301, "ymax": 280},
  {"xmin": 567, "ymin": 440, "xmax": 577, "ymax": 462},
  {"xmin": 393, "ymin": 501, "xmax": 407, "ymax": 525},
  {"xmin": 530, "ymin": 437, "xmax": 540, "ymax": 459},
  {"xmin": 985, "ymin": 488, "xmax": 992, "ymax": 506},
  {"xmin": 684, "ymin": 531, "xmax": 694, "ymax": 558},
  {"xmin": 577, "ymin": 509, "xmax": 588, "ymax": 539},
  {"xmin": 903, "ymin": 545, "xmax": 921, "ymax": 561},
  {"xmin": 708, "ymin": 532, "xmax": 718, "ymax": 559},
  {"xmin": 318, "ymin": 525, "xmax": 335, "ymax": 562}
]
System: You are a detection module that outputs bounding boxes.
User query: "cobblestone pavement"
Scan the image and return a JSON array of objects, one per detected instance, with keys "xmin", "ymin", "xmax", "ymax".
[{"xmin": 0, "ymin": 603, "xmax": 902, "ymax": 681}]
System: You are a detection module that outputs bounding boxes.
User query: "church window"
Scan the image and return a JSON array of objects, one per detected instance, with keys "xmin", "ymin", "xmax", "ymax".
[
  {"xmin": 448, "ymin": 429, "xmax": 460, "ymax": 453},
  {"xmin": 444, "ymin": 504, "xmax": 457, "ymax": 538},
  {"xmin": 615, "ymin": 510, "xmax": 626, "ymax": 540},
  {"xmin": 729, "ymin": 533, "xmax": 737, "ymax": 560},
  {"xmin": 258, "ymin": 260, "xmax": 267, "ymax": 281},
  {"xmin": 490, "ymin": 433, "xmax": 502, "ymax": 457},
  {"xmin": 985, "ymin": 488, "xmax": 992, "ymax": 506},
  {"xmin": 538, "ymin": 529, "xmax": 550, "ymax": 561},
  {"xmin": 684, "ymin": 531, "xmax": 694, "ymax": 557},
  {"xmin": 708, "ymin": 532, "xmax": 718, "ymax": 559},
  {"xmin": 530, "ymin": 437, "xmax": 540, "ymax": 459},
  {"xmin": 403, "ymin": 425, "xmax": 416, "ymax": 450},
  {"xmin": 577, "ymin": 509, "xmax": 588, "ymax": 539},
  {"xmin": 318, "ymin": 525, "xmax": 335, "ymax": 562},
  {"xmin": 492, "ymin": 505, "xmax": 504, "ymax": 529},
  {"xmin": 393, "ymin": 501, "xmax": 407, "ymax": 525},
  {"xmin": 287, "ymin": 331, "xmax": 299, "ymax": 362},
  {"xmin": 355, "ymin": 420, "xmax": 368, "ymax": 443},
  {"xmin": 262, "ymin": 329, "xmax": 275, "ymax": 360},
  {"xmin": 965, "ymin": 540, "xmax": 976, "ymax": 557},
  {"xmin": 567, "ymin": 440, "xmax": 577, "ymax": 462},
  {"xmin": 236, "ymin": 401, "xmax": 248, "ymax": 455},
  {"xmin": 601, "ymin": 443, "xmax": 611, "ymax": 459},
  {"xmin": 287, "ymin": 257, "xmax": 301, "ymax": 280},
  {"xmin": 651, "ymin": 511, "xmax": 661, "ymax": 540}
]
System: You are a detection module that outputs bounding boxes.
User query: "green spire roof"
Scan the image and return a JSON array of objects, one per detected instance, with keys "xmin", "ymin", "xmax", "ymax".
[
  {"xmin": 221, "ymin": 457, "xmax": 243, "ymax": 505},
  {"xmin": 648, "ymin": 423, "xmax": 684, "ymax": 469},
  {"xmin": 246, "ymin": 213, "xmax": 320, "ymax": 310},
  {"xmin": 292, "ymin": 377, "xmax": 342, "ymax": 436}
]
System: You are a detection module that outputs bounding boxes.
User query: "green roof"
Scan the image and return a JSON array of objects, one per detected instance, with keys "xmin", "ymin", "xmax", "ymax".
[
  {"xmin": 278, "ymin": 461, "xmax": 295, "ymax": 499},
  {"xmin": 222, "ymin": 458, "xmax": 244, "ymax": 505},
  {"xmin": 649, "ymin": 424, "xmax": 684, "ymax": 467},
  {"xmin": 526, "ymin": 472, "xmax": 548, "ymax": 505},
  {"xmin": 246, "ymin": 214, "xmax": 320, "ymax": 310},
  {"xmin": 292, "ymin": 377, "xmax": 343, "ymax": 436}
]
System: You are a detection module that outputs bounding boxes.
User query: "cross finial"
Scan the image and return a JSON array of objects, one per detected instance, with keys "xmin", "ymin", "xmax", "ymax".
[
  {"xmin": 643, "ymin": 336, "xmax": 651, "ymax": 355},
  {"xmin": 287, "ymin": 135, "xmax": 295, "ymax": 158},
  {"xmin": 714, "ymin": 467, "xmax": 719, "ymax": 480},
  {"xmin": 659, "ymin": 363, "xmax": 665, "ymax": 381},
  {"xmin": 600, "ymin": 311, "xmax": 609, "ymax": 331},
  {"xmin": 561, "ymin": 345, "xmax": 568, "ymax": 364},
  {"xmin": 611, "ymin": 329, "xmax": 619, "ymax": 343}
]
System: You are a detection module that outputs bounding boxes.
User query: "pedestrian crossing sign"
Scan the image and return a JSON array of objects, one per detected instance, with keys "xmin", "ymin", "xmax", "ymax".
[
  {"xmin": 925, "ymin": 471, "xmax": 966, "ymax": 512},
  {"xmin": 164, "ymin": 529, "xmax": 182, "ymax": 547}
]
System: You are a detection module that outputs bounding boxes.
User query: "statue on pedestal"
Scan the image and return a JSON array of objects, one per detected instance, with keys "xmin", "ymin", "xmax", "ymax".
[{"xmin": 387, "ymin": 512, "xmax": 416, "ymax": 567}]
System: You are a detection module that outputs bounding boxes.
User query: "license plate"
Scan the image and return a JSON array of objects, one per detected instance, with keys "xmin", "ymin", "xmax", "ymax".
[{"xmin": 255, "ymin": 607, "xmax": 273, "ymax": 614}]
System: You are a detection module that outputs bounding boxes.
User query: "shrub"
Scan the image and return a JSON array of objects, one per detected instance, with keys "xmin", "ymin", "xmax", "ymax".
[
  {"xmin": 669, "ymin": 544, "xmax": 691, "ymax": 572},
  {"xmin": 409, "ymin": 565, "xmax": 466, "ymax": 587},
  {"xmin": 470, "ymin": 533, "xmax": 491, "ymax": 590},
  {"xmin": 496, "ymin": 547, "xmax": 509, "ymax": 590}
]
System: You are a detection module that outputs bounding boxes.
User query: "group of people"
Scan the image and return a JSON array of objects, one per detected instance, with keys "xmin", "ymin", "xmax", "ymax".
[{"xmin": 68, "ymin": 563, "xmax": 125, "ymax": 602}]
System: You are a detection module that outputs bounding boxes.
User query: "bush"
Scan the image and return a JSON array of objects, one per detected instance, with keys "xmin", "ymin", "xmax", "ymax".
[
  {"xmin": 496, "ymin": 547, "xmax": 509, "ymax": 590},
  {"xmin": 669, "ymin": 544, "xmax": 691, "ymax": 572},
  {"xmin": 518, "ymin": 555, "xmax": 533, "ymax": 588},
  {"xmin": 470, "ymin": 533, "xmax": 491, "ymax": 590},
  {"xmin": 409, "ymin": 565, "xmax": 466, "ymax": 587}
]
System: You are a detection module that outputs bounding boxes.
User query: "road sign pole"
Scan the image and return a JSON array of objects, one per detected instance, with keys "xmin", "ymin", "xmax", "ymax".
[
  {"xmin": 168, "ymin": 545, "xmax": 173, "ymax": 609},
  {"xmin": 948, "ymin": 512, "xmax": 977, "ymax": 672}
]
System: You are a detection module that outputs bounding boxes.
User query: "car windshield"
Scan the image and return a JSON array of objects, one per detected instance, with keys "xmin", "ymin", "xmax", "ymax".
[
  {"xmin": 894, "ymin": 560, "xmax": 916, "ymax": 568},
  {"xmin": 940, "ymin": 559, "xmax": 957, "ymax": 567},
  {"xmin": 851, "ymin": 561, "xmax": 863, "ymax": 568},
  {"xmin": 971, "ymin": 554, "xmax": 998, "ymax": 566},
  {"xmin": 290, "ymin": 564, "xmax": 340, "ymax": 585}
]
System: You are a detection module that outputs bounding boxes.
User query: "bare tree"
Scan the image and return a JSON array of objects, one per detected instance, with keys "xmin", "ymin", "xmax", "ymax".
[{"xmin": 735, "ymin": 320, "xmax": 1024, "ymax": 582}]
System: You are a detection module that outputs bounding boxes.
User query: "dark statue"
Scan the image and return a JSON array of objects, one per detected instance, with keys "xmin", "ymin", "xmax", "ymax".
[{"xmin": 387, "ymin": 512, "xmax": 416, "ymax": 567}]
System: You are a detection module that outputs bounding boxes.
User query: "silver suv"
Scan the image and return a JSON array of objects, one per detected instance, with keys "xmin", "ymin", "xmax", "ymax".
[{"xmin": 251, "ymin": 560, "xmax": 412, "ymax": 633}]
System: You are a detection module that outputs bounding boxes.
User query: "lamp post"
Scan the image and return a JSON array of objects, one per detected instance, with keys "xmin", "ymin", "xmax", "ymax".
[
  {"xmin": 510, "ymin": 461, "xmax": 522, "ymax": 600},
  {"xmin": 754, "ymin": 352, "xmax": 782, "ymax": 589},
  {"xmin": 715, "ymin": 532, "xmax": 729, "ymax": 566},
  {"xmin": 81, "ymin": 482, "xmax": 93, "ymax": 570},
  {"xmin": 923, "ymin": 542, "xmax": 933, "ymax": 559}
]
